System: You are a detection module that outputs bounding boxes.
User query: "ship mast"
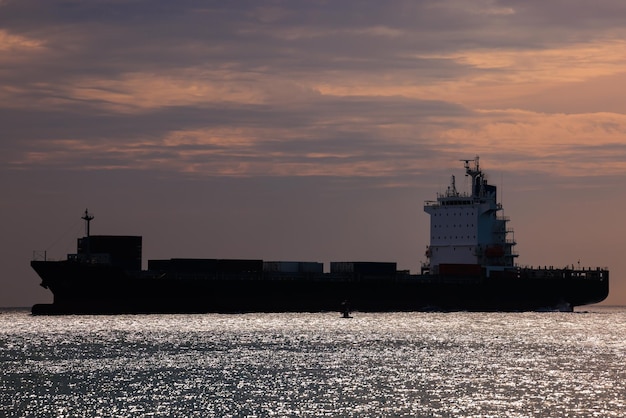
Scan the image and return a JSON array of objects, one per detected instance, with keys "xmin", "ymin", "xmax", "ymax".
[
  {"xmin": 81, "ymin": 209, "xmax": 94, "ymax": 238},
  {"xmin": 461, "ymin": 156, "xmax": 482, "ymax": 198}
]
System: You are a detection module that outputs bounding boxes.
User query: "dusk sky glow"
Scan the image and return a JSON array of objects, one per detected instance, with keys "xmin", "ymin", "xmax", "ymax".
[{"xmin": 2, "ymin": 0, "xmax": 625, "ymax": 306}]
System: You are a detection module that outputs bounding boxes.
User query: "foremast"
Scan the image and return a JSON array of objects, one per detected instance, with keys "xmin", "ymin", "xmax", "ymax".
[
  {"xmin": 423, "ymin": 156, "xmax": 517, "ymax": 276},
  {"xmin": 81, "ymin": 209, "xmax": 94, "ymax": 238}
]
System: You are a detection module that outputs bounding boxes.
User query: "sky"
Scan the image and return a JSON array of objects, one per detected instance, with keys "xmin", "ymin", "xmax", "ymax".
[{"xmin": 2, "ymin": 0, "xmax": 626, "ymax": 307}]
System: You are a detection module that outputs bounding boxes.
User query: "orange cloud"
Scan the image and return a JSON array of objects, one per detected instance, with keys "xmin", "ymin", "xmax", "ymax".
[
  {"xmin": 0, "ymin": 29, "xmax": 43, "ymax": 51},
  {"xmin": 436, "ymin": 109, "xmax": 626, "ymax": 176},
  {"xmin": 412, "ymin": 40, "xmax": 626, "ymax": 108}
]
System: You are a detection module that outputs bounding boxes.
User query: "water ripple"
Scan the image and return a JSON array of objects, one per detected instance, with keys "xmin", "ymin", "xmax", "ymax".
[{"xmin": 1, "ymin": 309, "xmax": 625, "ymax": 417}]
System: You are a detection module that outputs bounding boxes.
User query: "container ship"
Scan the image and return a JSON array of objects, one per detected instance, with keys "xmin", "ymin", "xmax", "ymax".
[{"xmin": 30, "ymin": 157, "xmax": 608, "ymax": 314}]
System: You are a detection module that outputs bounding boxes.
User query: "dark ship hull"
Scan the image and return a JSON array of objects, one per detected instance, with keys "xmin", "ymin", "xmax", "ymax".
[{"xmin": 31, "ymin": 259, "xmax": 609, "ymax": 315}]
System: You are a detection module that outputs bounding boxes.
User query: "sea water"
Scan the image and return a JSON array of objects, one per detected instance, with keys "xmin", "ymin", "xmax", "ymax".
[{"xmin": 0, "ymin": 308, "xmax": 624, "ymax": 417}]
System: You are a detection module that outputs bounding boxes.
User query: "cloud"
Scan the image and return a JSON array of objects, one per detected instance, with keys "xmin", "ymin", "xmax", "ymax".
[
  {"xmin": 4, "ymin": 95, "xmax": 467, "ymax": 181},
  {"xmin": 0, "ymin": 29, "xmax": 43, "ymax": 50},
  {"xmin": 437, "ymin": 109, "xmax": 626, "ymax": 176},
  {"xmin": 3, "ymin": 0, "xmax": 626, "ymax": 184}
]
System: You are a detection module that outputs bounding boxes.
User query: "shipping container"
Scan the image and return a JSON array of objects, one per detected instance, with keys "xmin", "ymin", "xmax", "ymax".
[
  {"xmin": 263, "ymin": 261, "xmax": 299, "ymax": 273},
  {"xmin": 438, "ymin": 263, "xmax": 483, "ymax": 277},
  {"xmin": 169, "ymin": 258, "xmax": 218, "ymax": 273},
  {"xmin": 263, "ymin": 261, "xmax": 324, "ymax": 274},
  {"xmin": 148, "ymin": 258, "xmax": 263, "ymax": 274},
  {"xmin": 298, "ymin": 262, "xmax": 324, "ymax": 274},
  {"xmin": 216, "ymin": 259, "xmax": 263, "ymax": 273},
  {"xmin": 330, "ymin": 261, "xmax": 397, "ymax": 276}
]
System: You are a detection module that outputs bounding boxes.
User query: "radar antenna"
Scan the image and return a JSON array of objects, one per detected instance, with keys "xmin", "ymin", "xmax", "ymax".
[
  {"xmin": 81, "ymin": 209, "xmax": 94, "ymax": 238},
  {"xmin": 460, "ymin": 156, "xmax": 482, "ymax": 197}
]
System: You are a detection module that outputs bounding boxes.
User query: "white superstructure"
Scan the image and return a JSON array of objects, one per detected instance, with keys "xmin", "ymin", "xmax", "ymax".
[{"xmin": 423, "ymin": 156, "xmax": 517, "ymax": 275}]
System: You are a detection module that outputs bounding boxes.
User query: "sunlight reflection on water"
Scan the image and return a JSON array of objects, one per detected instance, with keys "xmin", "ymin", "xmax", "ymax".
[{"xmin": 1, "ymin": 308, "xmax": 625, "ymax": 417}]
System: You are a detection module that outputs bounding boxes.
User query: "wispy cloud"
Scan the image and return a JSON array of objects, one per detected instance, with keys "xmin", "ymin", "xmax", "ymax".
[{"xmin": 3, "ymin": 0, "xmax": 626, "ymax": 184}]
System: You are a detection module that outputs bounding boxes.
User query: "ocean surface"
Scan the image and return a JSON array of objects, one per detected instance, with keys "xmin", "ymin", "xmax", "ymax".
[{"xmin": 1, "ymin": 307, "xmax": 624, "ymax": 417}]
